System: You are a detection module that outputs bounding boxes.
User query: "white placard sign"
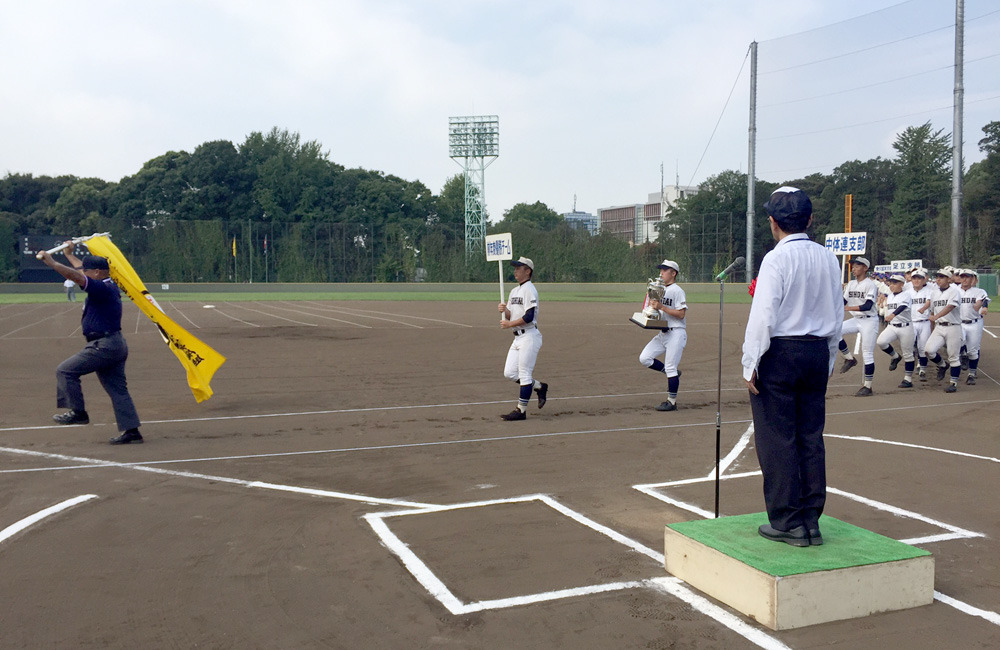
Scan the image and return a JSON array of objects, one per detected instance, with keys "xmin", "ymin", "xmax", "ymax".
[
  {"xmin": 485, "ymin": 233, "xmax": 513, "ymax": 261},
  {"xmin": 824, "ymin": 231, "xmax": 867, "ymax": 255},
  {"xmin": 874, "ymin": 265, "xmax": 892, "ymax": 274},
  {"xmin": 891, "ymin": 259, "xmax": 922, "ymax": 272}
]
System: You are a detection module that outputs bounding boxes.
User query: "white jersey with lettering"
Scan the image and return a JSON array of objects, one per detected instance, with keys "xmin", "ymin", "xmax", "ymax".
[{"xmin": 844, "ymin": 277, "xmax": 879, "ymax": 318}]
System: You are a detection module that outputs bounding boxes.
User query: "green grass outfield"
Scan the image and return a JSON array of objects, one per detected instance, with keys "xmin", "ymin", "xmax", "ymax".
[{"xmin": 0, "ymin": 282, "xmax": 755, "ymax": 305}]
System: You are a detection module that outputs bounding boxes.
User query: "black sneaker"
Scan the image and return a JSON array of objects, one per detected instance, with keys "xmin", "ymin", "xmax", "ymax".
[
  {"xmin": 898, "ymin": 380, "xmax": 913, "ymax": 388},
  {"xmin": 500, "ymin": 410, "xmax": 526, "ymax": 421},
  {"xmin": 889, "ymin": 356, "xmax": 901, "ymax": 372},
  {"xmin": 936, "ymin": 365, "xmax": 947, "ymax": 381},
  {"xmin": 535, "ymin": 382, "xmax": 548, "ymax": 409},
  {"xmin": 966, "ymin": 375, "xmax": 976, "ymax": 386},
  {"xmin": 840, "ymin": 358, "xmax": 857, "ymax": 374},
  {"xmin": 855, "ymin": 386, "xmax": 873, "ymax": 397},
  {"xmin": 655, "ymin": 401, "xmax": 677, "ymax": 411},
  {"xmin": 109, "ymin": 429, "xmax": 143, "ymax": 445},
  {"xmin": 944, "ymin": 384, "xmax": 957, "ymax": 394},
  {"xmin": 960, "ymin": 355, "xmax": 969, "ymax": 371},
  {"xmin": 52, "ymin": 410, "xmax": 89, "ymax": 425}
]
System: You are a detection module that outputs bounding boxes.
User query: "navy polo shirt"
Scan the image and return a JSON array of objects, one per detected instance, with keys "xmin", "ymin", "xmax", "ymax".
[{"xmin": 81, "ymin": 277, "xmax": 123, "ymax": 337}]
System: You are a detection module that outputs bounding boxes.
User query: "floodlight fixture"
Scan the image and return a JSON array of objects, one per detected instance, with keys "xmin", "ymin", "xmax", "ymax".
[{"xmin": 449, "ymin": 115, "xmax": 499, "ymax": 260}]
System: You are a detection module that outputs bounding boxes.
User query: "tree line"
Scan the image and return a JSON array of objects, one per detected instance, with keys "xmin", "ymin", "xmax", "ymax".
[{"xmin": 1, "ymin": 121, "xmax": 998, "ymax": 284}]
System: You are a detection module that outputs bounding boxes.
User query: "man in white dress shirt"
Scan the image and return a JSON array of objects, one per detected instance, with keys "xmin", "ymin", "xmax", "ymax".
[{"xmin": 742, "ymin": 187, "xmax": 843, "ymax": 547}]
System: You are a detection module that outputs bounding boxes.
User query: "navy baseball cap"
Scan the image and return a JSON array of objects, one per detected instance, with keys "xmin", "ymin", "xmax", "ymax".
[
  {"xmin": 81, "ymin": 255, "xmax": 110, "ymax": 270},
  {"xmin": 763, "ymin": 186, "xmax": 812, "ymax": 221}
]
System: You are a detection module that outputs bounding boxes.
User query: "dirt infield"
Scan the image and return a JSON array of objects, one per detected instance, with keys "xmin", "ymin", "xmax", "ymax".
[{"xmin": 1, "ymin": 297, "xmax": 998, "ymax": 649}]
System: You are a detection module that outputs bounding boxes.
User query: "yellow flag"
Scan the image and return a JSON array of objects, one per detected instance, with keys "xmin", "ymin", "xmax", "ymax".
[
  {"xmin": 84, "ymin": 236, "xmax": 226, "ymax": 403},
  {"xmin": 232, "ymin": 236, "xmax": 236, "ymax": 258}
]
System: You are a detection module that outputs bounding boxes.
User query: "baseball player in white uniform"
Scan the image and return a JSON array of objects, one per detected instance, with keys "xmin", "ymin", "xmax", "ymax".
[
  {"xmin": 923, "ymin": 269, "xmax": 964, "ymax": 393},
  {"xmin": 959, "ymin": 269, "xmax": 988, "ymax": 385},
  {"xmin": 837, "ymin": 257, "xmax": 879, "ymax": 396},
  {"xmin": 908, "ymin": 269, "xmax": 934, "ymax": 381},
  {"xmin": 498, "ymin": 256, "xmax": 548, "ymax": 420},
  {"xmin": 876, "ymin": 275, "xmax": 916, "ymax": 387},
  {"xmin": 638, "ymin": 259, "xmax": 687, "ymax": 411}
]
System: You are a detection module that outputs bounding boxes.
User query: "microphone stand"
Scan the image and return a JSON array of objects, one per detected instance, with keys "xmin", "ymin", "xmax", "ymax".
[{"xmin": 715, "ymin": 275, "xmax": 724, "ymax": 518}]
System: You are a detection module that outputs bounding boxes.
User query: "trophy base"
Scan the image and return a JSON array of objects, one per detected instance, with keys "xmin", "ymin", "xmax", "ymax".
[{"xmin": 630, "ymin": 312, "xmax": 669, "ymax": 329}]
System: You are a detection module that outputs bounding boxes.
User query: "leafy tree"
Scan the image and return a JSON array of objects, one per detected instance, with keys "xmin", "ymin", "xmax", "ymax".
[
  {"xmin": 495, "ymin": 201, "xmax": 561, "ymax": 231},
  {"xmin": 963, "ymin": 121, "xmax": 1000, "ymax": 267},
  {"xmin": 815, "ymin": 158, "xmax": 896, "ymax": 264},
  {"xmin": 886, "ymin": 122, "xmax": 951, "ymax": 263}
]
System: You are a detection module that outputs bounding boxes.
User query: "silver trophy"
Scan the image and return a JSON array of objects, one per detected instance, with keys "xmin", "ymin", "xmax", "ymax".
[
  {"xmin": 630, "ymin": 277, "xmax": 669, "ymax": 329},
  {"xmin": 643, "ymin": 277, "xmax": 666, "ymax": 318}
]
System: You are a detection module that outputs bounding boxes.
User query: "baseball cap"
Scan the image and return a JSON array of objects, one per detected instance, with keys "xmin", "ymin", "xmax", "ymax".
[
  {"xmin": 851, "ymin": 257, "xmax": 870, "ymax": 268},
  {"xmin": 959, "ymin": 269, "xmax": 976, "ymax": 277},
  {"xmin": 911, "ymin": 268, "xmax": 927, "ymax": 278},
  {"xmin": 657, "ymin": 259, "xmax": 680, "ymax": 273},
  {"xmin": 763, "ymin": 186, "xmax": 812, "ymax": 222},
  {"xmin": 888, "ymin": 274, "xmax": 905, "ymax": 282},
  {"xmin": 81, "ymin": 255, "xmax": 110, "ymax": 271},
  {"xmin": 934, "ymin": 269, "xmax": 951, "ymax": 277},
  {"xmin": 510, "ymin": 256, "xmax": 534, "ymax": 270}
]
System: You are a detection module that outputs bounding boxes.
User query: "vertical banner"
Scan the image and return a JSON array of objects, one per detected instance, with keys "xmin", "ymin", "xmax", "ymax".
[{"xmin": 485, "ymin": 232, "xmax": 514, "ymax": 308}]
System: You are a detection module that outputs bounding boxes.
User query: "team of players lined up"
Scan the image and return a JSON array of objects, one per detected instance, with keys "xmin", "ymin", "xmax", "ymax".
[{"xmin": 495, "ymin": 254, "xmax": 990, "ymax": 419}]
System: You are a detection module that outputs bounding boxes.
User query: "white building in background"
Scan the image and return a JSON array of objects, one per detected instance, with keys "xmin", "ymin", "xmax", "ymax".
[
  {"xmin": 598, "ymin": 184, "xmax": 699, "ymax": 245},
  {"xmin": 562, "ymin": 210, "xmax": 599, "ymax": 235}
]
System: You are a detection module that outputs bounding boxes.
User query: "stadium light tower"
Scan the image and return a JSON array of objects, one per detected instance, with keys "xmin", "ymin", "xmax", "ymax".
[{"xmin": 449, "ymin": 115, "xmax": 499, "ymax": 260}]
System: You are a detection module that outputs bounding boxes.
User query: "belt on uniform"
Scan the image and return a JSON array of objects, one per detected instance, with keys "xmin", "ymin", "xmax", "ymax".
[
  {"xmin": 513, "ymin": 329, "xmax": 536, "ymax": 336},
  {"xmin": 963, "ymin": 319, "xmax": 980, "ymax": 324},
  {"xmin": 855, "ymin": 315, "xmax": 874, "ymax": 319},
  {"xmin": 774, "ymin": 335, "xmax": 825, "ymax": 341},
  {"xmin": 659, "ymin": 327, "xmax": 675, "ymax": 332},
  {"xmin": 85, "ymin": 330, "xmax": 120, "ymax": 342},
  {"xmin": 936, "ymin": 322, "xmax": 956, "ymax": 326},
  {"xmin": 891, "ymin": 322, "xmax": 911, "ymax": 328}
]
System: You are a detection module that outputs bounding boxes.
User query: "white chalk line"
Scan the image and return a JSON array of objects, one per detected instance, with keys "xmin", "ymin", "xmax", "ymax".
[
  {"xmin": 364, "ymin": 494, "xmax": 789, "ymax": 650},
  {"xmin": 289, "ymin": 302, "xmax": 423, "ymax": 328},
  {"xmin": 706, "ymin": 422, "xmax": 755, "ymax": 480},
  {"xmin": 248, "ymin": 301, "xmax": 380, "ymax": 328},
  {"xmin": 0, "ymin": 445, "xmax": 435, "ymax": 509},
  {"xmin": 303, "ymin": 303, "xmax": 474, "ymax": 328},
  {"xmin": 0, "ymin": 494, "xmax": 98, "ymax": 544},
  {"xmin": 826, "ymin": 434, "xmax": 1000, "ymax": 464},
  {"xmin": 221, "ymin": 301, "xmax": 321, "ymax": 327},
  {"xmin": 0, "ymin": 305, "xmax": 79, "ymax": 339}
]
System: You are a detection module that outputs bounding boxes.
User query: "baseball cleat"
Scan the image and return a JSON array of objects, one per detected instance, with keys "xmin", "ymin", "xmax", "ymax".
[
  {"xmin": 839, "ymin": 358, "xmax": 857, "ymax": 374},
  {"xmin": 966, "ymin": 375, "xmax": 976, "ymax": 385},
  {"xmin": 918, "ymin": 371, "xmax": 927, "ymax": 382},
  {"xmin": 960, "ymin": 355, "xmax": 969, "ymax": 371},
  {"xmin": 898, "ymin": 380, "xmax": 913, "ymax": 388},
  {"xmin": 655, "ymin": 401, "xmax": 677, "ymax": 411},
  {"xmin": 500, "ymin": 409, "xmax": 526, "ymax": 421},
  {"xmin": 944, "ymin": 384, "xmax": 957, "ymax": 393},
  {"xmin": 52, "ymin": 410, "xmax": 89, "ymax": 425},
  {"xmin": 889, "ymin": 355, "xmax": 901, "ymax": 372},
  {"xmin": 936, "ymin": 365, "xmax": 947, "ymax": 381},
  {"xmin": 535, "ymin": 382, "xmax": 548, "ymax": 409},
  {"xmin": 854, "ymin": 386, "xmax": 873, "ymax": 397},
  {"xmin": 109, "ymin": 429, "xmax": 143, "ymax": 445}
]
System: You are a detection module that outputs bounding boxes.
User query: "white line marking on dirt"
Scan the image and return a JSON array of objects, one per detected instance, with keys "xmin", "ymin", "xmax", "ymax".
[
  {"xmin": 982, "ymin": 326, "xmax": 997, "ymax": 339},
  {"xmin": 292, "ymin": 303, "xmax": 423, "ymax": 328},
  {"xmin": 209, "ymin": 306, "xmax": 261, "ymax": 327},
  {"xmin": 0, "ymin": 305, "xmax": 78, "ymax": 339},
  {"xmin": 934, "ymin": 591, "xmax": 1000, "ymax": 625},
  {"xmin": 706, "ymin": 423, "xmax": 754, "ymax": 480},
  {"xmin": 254, "ymin": 301, "xmax": 378, "ymax": 327},
  {"xmin": 826, "ymin": 434, "xmax": 1000, "ymax": 464},
  {"xmin": 305, "ymin": 303, "xmax": 473, "ymax": 328},
  {"xmin": 364, "ymin": 495, "xmax": 789, "ymax": 649},
  {"xmin": 0, "ymin": 494, "xmax": 97, "ymax": 544},
  {"xmin": 222, "ymin": 301, "xmax": 321, "ymax": 326},
  {"xmin": 0, "ymin": 446, "xmax": 434, "ymax": 508}
]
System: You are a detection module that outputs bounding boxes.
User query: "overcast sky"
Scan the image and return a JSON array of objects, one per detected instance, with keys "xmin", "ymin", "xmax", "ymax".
[{"xmin": 2, "ymin": 0, "xmax": 998, "ymax": 219}]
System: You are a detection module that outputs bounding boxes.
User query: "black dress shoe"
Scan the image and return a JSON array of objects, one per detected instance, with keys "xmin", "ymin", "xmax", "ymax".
[
  {"xmin": 758, "ymin": 524, "xmax": 810, "ymax": 547},
  {"xmin": 109, "ymin": 429, "xmax": 143, "ymax": 445},
  {"xmin": 807, "ymin": 528, "xmax": 823, "ymax": 546},
  {"xmin": 500, "ymin": 409, "xmax": 526, "ymax": 421},
  {"xmin": 53, "ymin": 410, "xmax": 89, "ymax": 425}
]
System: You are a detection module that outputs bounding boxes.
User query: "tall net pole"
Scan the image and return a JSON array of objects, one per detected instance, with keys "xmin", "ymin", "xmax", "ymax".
[
  {"xmin": 951, "ymin": 0, "xmax": 964, "ymax": 266},
  {"xmin": 449, "ymin": 116, "xmax": 499, "ymax": 260}
]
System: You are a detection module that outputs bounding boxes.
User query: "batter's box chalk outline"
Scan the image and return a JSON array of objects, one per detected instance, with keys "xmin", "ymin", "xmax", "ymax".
[
  {"xmin": 633, "ymin": 471, "xmax": 984, "ymax": 545},
  {"xmin": 364, "ymin": 494, "xmax": 667, "ymax": 615}
]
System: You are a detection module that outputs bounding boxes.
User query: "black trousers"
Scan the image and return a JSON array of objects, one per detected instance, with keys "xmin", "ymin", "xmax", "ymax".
[
  {"xmin": 56, "ymin": 332, "xmax": 141, "ymax": 432},
  {"xmin": 750, "ymin": 337, "xmax": 829, "ymax": 532}
]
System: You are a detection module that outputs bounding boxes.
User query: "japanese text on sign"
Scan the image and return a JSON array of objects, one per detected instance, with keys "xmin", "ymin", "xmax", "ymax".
[
  {"xmin": 485, "ymin": 233, "xmax": 513, "ymax": 261},
  {"xmin": 890, "ymin": 259, "xmax": 922, "ymax": 272},
  {"xmin": 824, "ymin": 231, "xmax": 867, "ymax": 255}
]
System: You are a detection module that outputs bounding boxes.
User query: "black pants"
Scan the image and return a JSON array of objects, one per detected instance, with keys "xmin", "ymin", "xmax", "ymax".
[
  {"xmin": 56, "ymin": 332, "xmax": 141, "ymax": 432},
  {"xmin": 750, "ymin": 338, "xmax": 829, "ymax": 532}
]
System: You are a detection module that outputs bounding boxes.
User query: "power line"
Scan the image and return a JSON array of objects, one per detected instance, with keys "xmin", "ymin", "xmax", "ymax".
[{"xmin": 687, "ymin": 46, "xmax": 750, "ymax": 188}]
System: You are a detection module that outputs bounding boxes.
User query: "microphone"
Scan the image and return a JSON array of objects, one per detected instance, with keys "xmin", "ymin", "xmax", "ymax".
[{"xmin": 715, "ymin": 257, "xmax": 745, "ymax": 281}]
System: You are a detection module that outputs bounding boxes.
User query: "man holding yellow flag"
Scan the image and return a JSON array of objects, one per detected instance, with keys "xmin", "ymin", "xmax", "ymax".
[{"xmin": 39, "ymin": 243, "xmax": 144, "ymax": 444}]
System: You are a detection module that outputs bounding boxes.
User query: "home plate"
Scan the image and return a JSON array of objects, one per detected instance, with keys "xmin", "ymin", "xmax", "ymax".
[
  {"xmin": 664, "ymin": 512, "xmax": 934, "ymax": 630},
  {"xmin": 203, "ymin": 305, "xmax": 216, "ymax": 308}
]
